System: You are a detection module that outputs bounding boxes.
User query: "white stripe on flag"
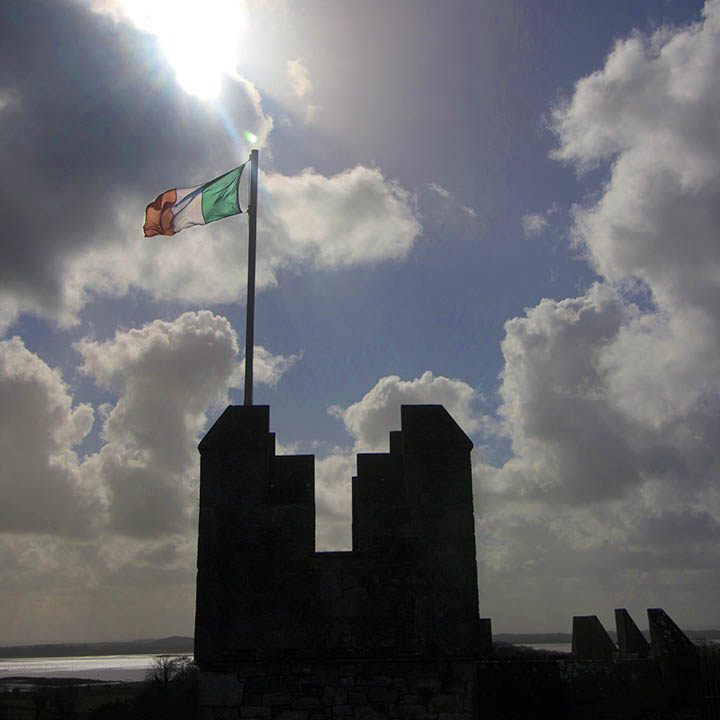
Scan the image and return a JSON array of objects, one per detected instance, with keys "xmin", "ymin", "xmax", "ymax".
[{"xmin": 172, "ymin": 185, "xmax": 206, "ymax": 232}]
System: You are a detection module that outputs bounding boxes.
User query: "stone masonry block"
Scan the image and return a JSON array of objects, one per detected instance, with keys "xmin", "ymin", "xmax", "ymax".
[
  {"xmin": 275, "ymin": 711, "xmax": 308, "ymax": 720},
  {"xmin": 322, "ymin": 687, "xmax": 348, "ymax": 706},
  {"xmin": 240, "ymin": 709, "xmax": 272, "ymax": 718},
  {"xmin": 198, "ymin": 671, "xmax": 244, "ymax": 706}
]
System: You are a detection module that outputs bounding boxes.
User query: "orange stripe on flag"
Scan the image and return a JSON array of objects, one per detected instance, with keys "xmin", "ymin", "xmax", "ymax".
[{"xmin": 143, "ymin": 188, "xmax": 177, "ymax": 237}]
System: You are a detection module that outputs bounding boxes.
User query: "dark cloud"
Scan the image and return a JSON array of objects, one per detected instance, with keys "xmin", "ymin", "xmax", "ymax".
[{"xmin": 0, "ymin": 0, "xmax": 256, "ymax": 326}]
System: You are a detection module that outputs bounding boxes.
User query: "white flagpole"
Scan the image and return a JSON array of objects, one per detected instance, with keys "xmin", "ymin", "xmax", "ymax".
[{"xmin": 244, "ymin": 149, "xmax": 259, "ymax": 406}]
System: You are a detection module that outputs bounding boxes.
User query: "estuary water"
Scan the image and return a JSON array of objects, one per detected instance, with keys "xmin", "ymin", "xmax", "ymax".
[
  {"xmin": 0, "ymin": 653, "xmax": 190, "ymax": 682},
  {"xmin": 518, "ymin": 642, "xmax": 572, "ymax": 653},
  {"xmin": 2, "ymin": 640, "xmax": 716, "ymax": 682}
]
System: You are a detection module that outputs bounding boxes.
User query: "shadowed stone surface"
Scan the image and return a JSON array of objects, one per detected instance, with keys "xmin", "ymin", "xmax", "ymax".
[
  {"xmin": 193, "ymin": 405, "xmax": 705, "ymax": 719},
  {"xmin": 571, "ymin": 616, "xmax": 617, "ymax": 659},
  {"xmin": 647, "ymin": 608, "xmax": 701, "ymax": 708},
  {"xmin": 647, "ymin": 608, "xmax": 698, "ymax": 658},
  {"xmin": 195, "ymin": 404, "xmax": 484, "ymax": 667},
  {"xmin": 614, "ymin": 608, "xmax": 650, "ymax": 657}
]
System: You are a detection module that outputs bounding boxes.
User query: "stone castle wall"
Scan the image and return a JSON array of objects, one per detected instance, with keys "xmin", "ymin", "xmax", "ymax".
[
  {"xmin": 195, "ymin": 404, "xmax": 488, "ymax": 669},
  {"xmin": 194, "ymin": 405, "xmax": 707, "ymax": 719},
  {"xmin": 199, "ymin": 658, "xmax": 477, "ymax": 720}
]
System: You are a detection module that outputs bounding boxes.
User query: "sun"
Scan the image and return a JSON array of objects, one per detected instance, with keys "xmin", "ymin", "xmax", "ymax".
[{"xmin": 124, "ymin": 0, "xmax": 247, "ymax": 99}]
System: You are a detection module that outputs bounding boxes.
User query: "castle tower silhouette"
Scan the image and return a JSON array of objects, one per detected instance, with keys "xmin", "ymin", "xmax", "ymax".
[
  {"xmin": 192, "ymin": 405, "xmax": 703, "ymax": 719},
  {"xmin": 194, "ymin": 404, "xmax": 485, "ymax": 667}
]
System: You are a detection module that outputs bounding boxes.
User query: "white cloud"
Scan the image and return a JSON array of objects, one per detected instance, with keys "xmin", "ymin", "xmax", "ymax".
[
  {"xmin": 0, "ymin": 338, "xmax": 98, "ymax": 535},
  {"xmin": 1, "ymin": 163, "xmax": 420, "ymax": 335},
  {"xmin": 287, "ymin": 58, "xmax": 321, "ymax": 123},
  {"xmin": 76, "ymin": 311, "xmax": 240, "ymax": 536},
  {"xmin": 1, "ymin": 312, "xmax": 296, "ymax": 539},
  {"xmin": 287, "ymin": 58, "xmax": 313, "ymax": 98},
  {"xmin": 552, "ymin": 1, "xmax": 720, "ymax": 325},
  {"xmin": 481, "ymin": 283, "xmax": 660, "ymax": 504},
  {"xmin": 262, "ymin": 165, "xmax": 421, "ymax": 270},
  {"xmin": 462, "ymin": 205, "xmax": 477, "ymax": 218},
  {"xmin": 521, "ymin": 212, "xmax": 549, "ymax": 237},
  {"xmin": 478, "ymin": 2, "xmax": 720, "ymax": 630},
  {"xmin": 0, "ymin": 310, "xmax": 300, "ymax": 641},
  {"xmin": 427, "ymin": 182, "xmax": 451, "ymax": 199},
  {"xmin": 316, "ymin": 372, "xmax": 480, "ymax": 551},
  {"xmin": 332, "ymin": 370, "xmax": 479, "ymax": 452},
  {"xmin": 315, "ymin": 452, "xmax": 355, "ymax": 551},
  {"xmin": 234, "ymin": 346, "xmax": 302, "ymax": 389},
  {"xmin": 97, "ymin": 165, "xmax": 419, "ymax": 310},
  {"xmin": 230, "ymin": 74, "xmax": 275, "ymax": 148}
]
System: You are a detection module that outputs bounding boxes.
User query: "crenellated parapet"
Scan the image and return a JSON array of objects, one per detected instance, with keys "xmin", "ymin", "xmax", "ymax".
[
  {"xmin": 194, "ymin": 404, "xmax": 485, "ymax": 669},
  {"xmin": 194, "ymin": 405, "xmax": 708, "ymax": 720}
]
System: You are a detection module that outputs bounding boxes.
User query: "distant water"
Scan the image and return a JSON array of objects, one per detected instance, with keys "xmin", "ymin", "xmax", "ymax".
[
  {"xmin": 2, "ymin": 639, "xmax": 716, "ymax": 682},
  {"xmin": 517, "ymin": 639, "xmax": 719, "ymax": 654},
  {"xmin": 0, "ymin": 654, "xmax": 190, "ymax": 682},
  {"xmin": 517, "ymin": 642, "xmax": 572, "ymax": 653}
]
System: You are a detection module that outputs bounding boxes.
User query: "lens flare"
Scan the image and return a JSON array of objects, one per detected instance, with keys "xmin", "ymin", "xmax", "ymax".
[
  {"xmin": 244, "ymin": 131, "xmax": 258, "ymax": 144},
  {"xmin": 124, "ymin": 0, "xmax": 247, "ymax": 99}
]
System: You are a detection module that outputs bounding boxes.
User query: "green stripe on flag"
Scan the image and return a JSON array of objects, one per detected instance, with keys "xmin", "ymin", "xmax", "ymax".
[{"xmin": 201, "ymin": 164, "xmax": 245, "ymax": 224}]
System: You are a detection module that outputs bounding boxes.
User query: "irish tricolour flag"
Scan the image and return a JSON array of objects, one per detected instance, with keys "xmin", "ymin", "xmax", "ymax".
[{"xmin": 143, "ymin": 164, "xmax": 247, "ymax": 237}]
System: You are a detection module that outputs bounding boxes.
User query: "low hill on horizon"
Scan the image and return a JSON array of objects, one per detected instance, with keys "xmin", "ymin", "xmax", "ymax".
[
  {"xmin": 2, "ymin": 629, "xmax": 718, "ymax": 659},
  {"xmin": 495, "ymin": 628, "xmax": 720, "ymax": 645},
  {"xmin": 0, "ymin": 635, "xmax": 194, "ymax": 659}
]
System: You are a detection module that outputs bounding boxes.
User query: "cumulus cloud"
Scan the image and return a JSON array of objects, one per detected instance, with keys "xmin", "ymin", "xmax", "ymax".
[
  {"xmin": 262, "ymin": 165, "xmax": 421, "ymax": 270},
  {"xmin": 476, "ymin": 283, "xmax": 712, "ymax": 505},
  {"xmin": 66, "ymin": 164, "xmax": 420, "ymax": 313},
  {"xmin": 521, "ymin": 212, "xmax": 549, "ymax": 237},
  {"xmin": 316, "ymin": 371, "xmax": 480, "ymax": 550},
  {"xmin": 76, "ymin": 311, "xmax": 240, "ymax": 535},
  {"xmin": 0, "ymin": 1, "xmax": 270, "ymax": 333},
  {"xmin": 1, "ymin": 311, "xmax": 295, "ymax": 538},
  {"xmin": 315, "ymin": 452, "xmax": 356, "ymax": 551},
  {"xmin": 0, "ymin": 338, "xmax": 98, "ymax": 535},
  {"xmin": 477, "ymin": 2, "xmax": 720, "ymax": 630},
  {"xmin": 0, "ymin": 310, "xmax": 299, "ymax": 640},
  {"xmin": 0, "ymin": 2, "xmax": 419, "ymax": 334},
  {"xmin": 552, "ymin": 1, "xmax": 720, "ymax": 325},
  {"xmin": 331, "ymin": 371, "xmax": 478, "ymax": 452}
]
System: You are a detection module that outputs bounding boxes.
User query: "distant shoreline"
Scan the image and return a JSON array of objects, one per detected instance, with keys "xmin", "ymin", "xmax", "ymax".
[
  {"xmin": 495, "ymin": 629, "xmax": 720, "ymax": 645},
  {"xmin": 0, "ymin": 676, "xmax": 123, "ymax": 686},
  {"xmin": 0, "ymin": 636, "xmax": 193, "ymax": 659},
  {"xmin": 2, "ymin": 630, "xmax": 718, "ymax": 659}
]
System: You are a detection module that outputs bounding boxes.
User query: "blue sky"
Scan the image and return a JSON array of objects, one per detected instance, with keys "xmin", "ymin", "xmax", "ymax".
[{"xmin": 2, "ymin": 0, "xmax": 719, "ymax": 643}]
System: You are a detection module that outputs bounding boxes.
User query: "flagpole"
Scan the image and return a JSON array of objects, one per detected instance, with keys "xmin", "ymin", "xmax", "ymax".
[{"xmin": 244, "ymin": 149, "xmax": 259, "ymax": 406}]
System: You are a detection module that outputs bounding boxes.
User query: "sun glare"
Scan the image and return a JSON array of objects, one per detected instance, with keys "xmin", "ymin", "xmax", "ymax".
[{"xmin": 125, "ymin": 0, "xmax": 247, "ymax": 99}]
